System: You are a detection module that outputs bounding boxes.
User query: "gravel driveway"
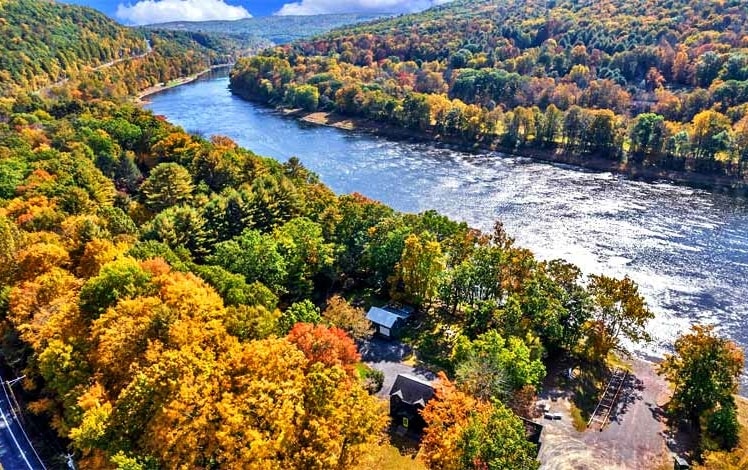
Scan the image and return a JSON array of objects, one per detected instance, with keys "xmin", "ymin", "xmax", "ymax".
[{"xmin": 359, "ymin": 337, "xmax": 437, "ymax": 399}]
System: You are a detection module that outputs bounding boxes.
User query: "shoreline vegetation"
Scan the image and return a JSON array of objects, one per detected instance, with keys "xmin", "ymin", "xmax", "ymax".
[
  {"xmin": 283, "ymin": 107, "xmax": 748, "ymax": 195},
  {"xmin": 156, "ymin": 72, "xmax": 711, "ymax": 397},
  {"xmin": 225, "ymin": 63, "xmax": 748, "ymax": 197},
  {"xmin": 227, "ymin": 0, "xmax": 748, "ymax": 201},
  {"xmin": 145, "ymin": 75, "xmax": 743, "ymax": 387},
  {"xmin": 138, "ymin": 53, "xmax": 748, "ymax": 410}
]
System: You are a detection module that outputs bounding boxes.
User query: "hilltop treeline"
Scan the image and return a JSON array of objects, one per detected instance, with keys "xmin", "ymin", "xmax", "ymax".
[
  {"xmin": 0, "ymin": 0, "xmax": 146, "ymax": 93},
  {"xmin": 230, "ymin": 0, "xmax": 748, "ymax": 180},
  {"xmin": 145, "ymin": 13, "xmax": 385, "ymax": 56}
]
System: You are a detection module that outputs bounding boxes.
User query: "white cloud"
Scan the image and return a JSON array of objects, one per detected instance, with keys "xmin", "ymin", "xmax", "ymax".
[
  {"xmin": 276, "ymin": 0, "xmax": 453, "ymax": 16},
  {"xmin": 116, "ymin": 0, "xmax": 252, "ymax": 25}
]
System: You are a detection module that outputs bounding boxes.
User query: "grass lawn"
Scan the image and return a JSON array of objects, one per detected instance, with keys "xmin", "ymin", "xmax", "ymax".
[
  {"xmin": 353, "ymin": 443, "xmax": 426, "ymax": 470},
  {"xmin": 355, "ymin": 362, "xmax": 370, "ymax": 379}
]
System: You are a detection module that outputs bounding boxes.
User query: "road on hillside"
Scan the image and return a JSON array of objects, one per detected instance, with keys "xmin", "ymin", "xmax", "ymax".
[
  {"xmin": 38, "ymin": 38, "xmax": 153, "ymax": 95},
  {"xmin": 0, "ymin": 376, "xmax": 46, "ymax": 470}
]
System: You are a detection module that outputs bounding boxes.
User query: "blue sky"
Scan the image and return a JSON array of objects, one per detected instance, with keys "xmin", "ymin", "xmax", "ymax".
[{"xmin": 62, "ymin": 0, "xmax": 452, "ymax": 24}]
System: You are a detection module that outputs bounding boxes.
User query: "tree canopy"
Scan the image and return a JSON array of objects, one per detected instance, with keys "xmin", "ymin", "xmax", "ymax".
[
  {"xmin": 659, "ymin": 325, "xmax": 745, "ymax": 452},
  {"xmin": 232, "ymin": 0, "xmax": 748, "ymax": 182}
]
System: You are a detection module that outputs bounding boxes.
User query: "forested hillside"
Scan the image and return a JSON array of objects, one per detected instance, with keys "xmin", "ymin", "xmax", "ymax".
[
  {"xmin": 231, "ymin": 0, "xmax": 748, "ymax": 183},
  {"xmin": 147, "ymin": 13, "xmax": 386, "ymax": 56},
  {"xmin": 1, "ymin": 81, "xmax": 666, "ymax": 470},
  {"xmin": 0, "ymin": 0, "xmax": 147, "ymax": 93},
  {"xmin": 0, "ymin": 1, "xmax": 745, "ymax": 468},
  {"xmin": 0, "ymin": 0, "xmax": 229, "ymax": 98}
]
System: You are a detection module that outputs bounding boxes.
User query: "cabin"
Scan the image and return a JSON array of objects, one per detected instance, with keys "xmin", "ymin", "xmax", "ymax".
[
  {"xmin": 673, "ymin": 455, "xmax": 690, "ymax": 470},
  {"xmin": 389, "ymin": 373, "xmax": 435, "ymax": 434},
  {"xmin": 366, "ymin": 305, "xmax": 412, "ymax": 338},
  {"xmin": 521, "ymin": 417, "xmax": 544, "ymax": 456}
]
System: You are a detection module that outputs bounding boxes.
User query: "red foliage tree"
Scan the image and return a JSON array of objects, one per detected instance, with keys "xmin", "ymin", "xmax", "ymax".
[{"xmin": 287, "ymin": 323, "xmax": 361, "ymax": 376}]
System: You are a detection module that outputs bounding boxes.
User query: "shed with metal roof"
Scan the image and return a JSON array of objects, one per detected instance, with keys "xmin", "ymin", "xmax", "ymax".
[{"xmin": 366, "ymin": 306, "xmax": 407, "ymax": 337}]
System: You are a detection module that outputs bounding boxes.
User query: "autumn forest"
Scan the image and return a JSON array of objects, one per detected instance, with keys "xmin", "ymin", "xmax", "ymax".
[
  {"xmin": 0, "ymin": 0, "xmax": 746, "ymax": 469},
  {"xmin": 231, "ymin": 0, "xmax": 748, "ymax": 186}
]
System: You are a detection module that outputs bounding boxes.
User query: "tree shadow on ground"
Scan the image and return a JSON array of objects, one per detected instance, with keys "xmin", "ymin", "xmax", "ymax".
[
  {"xmin": 399, "ymin": 308, "xmax": 457, "ymax": 372},
  {"xmin": 387, "ymin": 423, "xmax": 422, "ymax": 457}
]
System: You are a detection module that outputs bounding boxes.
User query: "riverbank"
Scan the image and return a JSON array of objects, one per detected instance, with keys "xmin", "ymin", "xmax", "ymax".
[
  {"xmin": 135, "ymin": 64, "xmax": 233, "ymax": 104},
  {"xmin": 284, "ymin": 109, "xmax": 748, "ymax": 196}
]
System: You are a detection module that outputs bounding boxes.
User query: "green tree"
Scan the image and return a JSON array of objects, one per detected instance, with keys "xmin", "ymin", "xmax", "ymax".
[
  {"xmin": 278, "ymin": 299, "xmax": 322, "ymax": 334},
  {"xmin": 209, "ymin": 229, "xmax": 288, "ymax": 293},
  {"xmin": 658, "ymin": 325, "xmax": 744, "ymax": 451},
  {"xmin": 399, "ymin": 93, "xmax": 431, "ymax": 130},
  {"xmin": 79, "ymin": 257, "xmax": 152, "ymax": 318},
  {"xmin": 0, "ymin": 156, "xmax": 28, "ymax": 200},
  {"xmin": 630, "ymin": 113, "xmax": 666, "ymax": 157},
  {"xmin": 140, "ymin": 162, "xmax": 193, "ymax": 212},
  {"xmin": 141, "ymin": 205, "xmax": 209, "ymax": 259},
  {"xmin": 288, "ymin": 84, "xmax": 320, "ymax": 111},
  {"xmin": 247, "ymin": 175, "xmax": 302, "ymax": 231},
  {"xmin": 201, "ymin": 189, "xmax": 253, "ymax": 243},
  {"xmin": 540, "ymin": 104, "xmax": 562, "ymax": 147},
  {"xmin": 224, "ymin": 304, "xmax": 280, "ymax": 341},
  {"xmin": 391, "ymin": 232, "xmax": 445, "ymax": 306},
  {"xmin": 453, "ymin": 331, "xmax": 545, "ymax": 398},
  {"xmin": 584, "ymin": 275, "xmax": 653, "ymax": 360},
  {"xmin": 193, "ymin": 265, "xmax": 278, "ymax": 309},
  {"xmin": 457, "ymin": 400, "xmax": 539, "ymax": 470},
  {"xmin": 422, "ymin": 376, "xmax": 538, "ymax": 470},
  {"xmin": 274, "ymin": 218, "xmax": 334, "ymax": 299},
  {"xmin": 362, "ymin": 217, "xmax": 411, "ymax": 288}
]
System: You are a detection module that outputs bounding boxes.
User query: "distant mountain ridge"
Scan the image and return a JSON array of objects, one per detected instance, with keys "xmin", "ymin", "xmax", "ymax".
[{"xmin": 145, "ymin": 13, "xmax": 390, "ymax": 55}]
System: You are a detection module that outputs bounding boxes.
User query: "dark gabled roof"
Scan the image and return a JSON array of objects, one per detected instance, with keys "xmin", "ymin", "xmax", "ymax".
[
  {"xmin": 389, "ymin": 374, "xmax": 435, "ymax": 406},
  {"xmin": 520, "ymin": 417, "xmax": 543, "ymax": 447}
]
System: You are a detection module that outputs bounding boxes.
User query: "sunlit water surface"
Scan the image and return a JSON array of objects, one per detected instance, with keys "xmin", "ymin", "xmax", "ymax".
[{"xmin": 146, "ymin": 73, "xmax": 748, "ymax": 392}]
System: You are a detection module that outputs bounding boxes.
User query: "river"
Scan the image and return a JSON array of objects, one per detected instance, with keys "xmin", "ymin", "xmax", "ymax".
[{"xmin": 145, "ymin": 73, "xmax": 748, "ymax": 389}]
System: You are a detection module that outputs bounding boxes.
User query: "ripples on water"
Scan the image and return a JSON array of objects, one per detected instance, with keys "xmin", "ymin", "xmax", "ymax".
[{"xmin": 147, "ymin": 74, "xmax": 748, "ymax": 391}]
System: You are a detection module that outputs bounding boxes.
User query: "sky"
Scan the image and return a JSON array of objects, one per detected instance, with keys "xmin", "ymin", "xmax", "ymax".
[{"xmin": 61, "ymin": 0, "xmax": 452, "ymax": 24}]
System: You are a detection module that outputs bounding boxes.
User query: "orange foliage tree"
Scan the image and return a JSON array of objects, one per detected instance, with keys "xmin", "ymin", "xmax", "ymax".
[{"xmin": 287, "ymin": 322, "xmax": 361, "ymax": 376}]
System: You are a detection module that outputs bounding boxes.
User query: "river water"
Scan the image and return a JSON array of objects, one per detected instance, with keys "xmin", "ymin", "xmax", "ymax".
[{"xmin": 146, "ymin": 73, "xmax": 748, "ymax": 389}]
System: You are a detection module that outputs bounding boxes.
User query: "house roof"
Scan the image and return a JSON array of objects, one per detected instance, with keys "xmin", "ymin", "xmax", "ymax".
[
  {"xmin": 366, "ymin": 306, "xmax": 402, "ymax": 328},
  {"xmin": 520, "ymin": 417, "xmax": 543, "ymax": 446},
  {"xmin": 385, "ymin": 303, "xmax": 414, "ymax": 318},
  {"xmin": 389, "ymin": 374, "xmax": 435, "ymax": 406}
]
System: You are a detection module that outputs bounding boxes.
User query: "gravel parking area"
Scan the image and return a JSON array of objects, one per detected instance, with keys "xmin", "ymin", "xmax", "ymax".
[
  {"xmin": 537, "ymin": 359, "xmax": 671, "ymax": 470},
  {"xmin": 359, "ymin": 337, "xmax": 436, "ymax": 399}
]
